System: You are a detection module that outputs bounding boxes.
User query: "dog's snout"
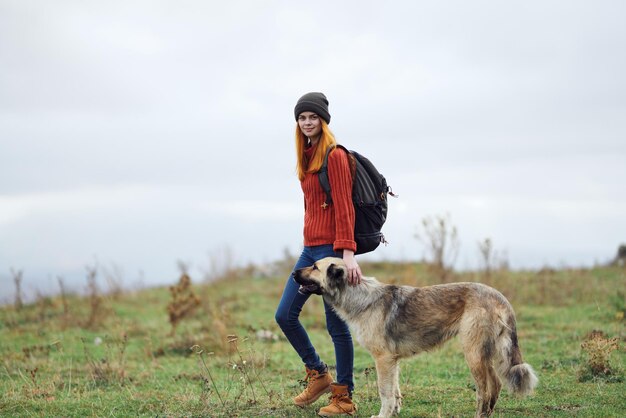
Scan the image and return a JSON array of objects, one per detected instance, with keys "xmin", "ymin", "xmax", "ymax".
[{"xmin": 293, "ymin": 268, "xmax": 305, "ymax": 284}]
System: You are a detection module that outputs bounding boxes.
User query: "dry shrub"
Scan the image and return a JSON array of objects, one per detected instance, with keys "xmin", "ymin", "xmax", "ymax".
[
  {"xmin": 415, "ymin": 214, "xmax": 459, "ymax": 282},
  {"xmin": 83, "ymin": 265, "xmax": 106, "ymax": 329},
  {"xmin": 167, "ymin": 272, "xmax": 201, "ymax": 335},
  {"xmin": 56, "ymin": 276, "xmax": 71, "ymax": 328},
  {"xmin": 101, "ymin": 262, "xmax": 124, "ymax": 299},
  {"xmin": 11, "ymin": 268, "xmax": 24, "ymax": 310},
  {"xmin": 578, "ymin": 330, "xmax": 622, "ymax": 383},
  {"xmin": 477, "ymin": 238, "xmax": 509, "ymax": 278}
]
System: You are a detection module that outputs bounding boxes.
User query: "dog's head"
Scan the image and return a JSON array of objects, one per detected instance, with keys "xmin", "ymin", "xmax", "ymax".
[{"xmin": 293, "ymin": 257, "xmax": 348, "ymax": 298}]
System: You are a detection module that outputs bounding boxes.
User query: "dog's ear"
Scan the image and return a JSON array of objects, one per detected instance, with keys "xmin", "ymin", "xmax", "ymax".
[{"xmin": 327, "ymin": 263, "xmax": 345, "ymax": 282}]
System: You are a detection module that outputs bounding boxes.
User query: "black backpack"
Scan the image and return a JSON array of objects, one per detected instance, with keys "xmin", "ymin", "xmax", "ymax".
[{"xmin": 318, "ymin": 144, "xmax": 396, "ymax": 255}]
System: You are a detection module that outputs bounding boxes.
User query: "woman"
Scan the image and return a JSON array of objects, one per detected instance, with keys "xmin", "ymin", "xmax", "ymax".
[{"xmin": 275, "ymin": 92, "xmax": 362, "ymax": 416}]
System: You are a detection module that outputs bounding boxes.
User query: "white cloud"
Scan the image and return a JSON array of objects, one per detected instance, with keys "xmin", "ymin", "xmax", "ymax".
[{"xmin": 0, "ymin": 185, "xmax": 155, "ymax": 224}]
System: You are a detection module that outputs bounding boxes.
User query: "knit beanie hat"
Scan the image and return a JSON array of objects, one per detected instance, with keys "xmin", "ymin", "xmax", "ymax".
[{"xmin": 294, "ymin": 92, "xmax": 331, "ymax": 124}]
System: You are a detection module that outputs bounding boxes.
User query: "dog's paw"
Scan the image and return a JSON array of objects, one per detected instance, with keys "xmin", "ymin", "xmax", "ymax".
[{"xmin": 394, "ymin": 396, "xmax": 403, "ymax": 413}]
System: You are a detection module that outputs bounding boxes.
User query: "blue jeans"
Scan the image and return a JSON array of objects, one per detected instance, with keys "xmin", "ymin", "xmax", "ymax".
[{"xmin": 275, "ymin": 245, "xmax": 354, "ymax": 392}]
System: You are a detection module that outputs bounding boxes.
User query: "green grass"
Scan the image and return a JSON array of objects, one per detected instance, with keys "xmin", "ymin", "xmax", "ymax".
[{"xmin": 1, "ymin": 263, "xmax": 624, "ymax": 417}]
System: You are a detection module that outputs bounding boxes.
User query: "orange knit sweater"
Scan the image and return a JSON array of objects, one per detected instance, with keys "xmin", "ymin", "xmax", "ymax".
[{"xmin": 301, "ymin": 145, "xmax": 356, "ymax": 252}]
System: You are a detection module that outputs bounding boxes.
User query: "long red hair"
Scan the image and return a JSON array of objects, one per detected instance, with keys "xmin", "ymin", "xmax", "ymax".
[{"xmin": 295, "ymin": 120, "xmax": 337, "ymax": 181}]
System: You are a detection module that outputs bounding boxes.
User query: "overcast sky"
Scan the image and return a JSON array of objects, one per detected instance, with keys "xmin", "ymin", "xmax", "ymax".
[{"xmin": 1, "ymin": 1, "xmax": 625, "ymax": 299}]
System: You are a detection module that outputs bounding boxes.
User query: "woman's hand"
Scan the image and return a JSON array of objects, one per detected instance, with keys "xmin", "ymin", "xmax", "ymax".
[{"xmin": 342, "ymin": 250, "xmax": 362, "ymax": 285}]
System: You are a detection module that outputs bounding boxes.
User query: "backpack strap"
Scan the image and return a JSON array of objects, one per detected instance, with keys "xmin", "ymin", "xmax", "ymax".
[
  {"xmin": 318, "ymin": 145, "xmax": 335, "ymax": 207},
  {"xmin": 318, "ymin": 144, "xmax": 350, "ymax": 207}
]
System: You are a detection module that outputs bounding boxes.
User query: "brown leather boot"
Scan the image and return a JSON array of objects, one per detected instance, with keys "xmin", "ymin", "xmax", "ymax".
[
  {"xmin": 294, "ymin": 367, "xmax": 333, "ymax": 406},
  {"xmin": 318, "ymin": 383, "xmax": 357, "ymax": 416}
]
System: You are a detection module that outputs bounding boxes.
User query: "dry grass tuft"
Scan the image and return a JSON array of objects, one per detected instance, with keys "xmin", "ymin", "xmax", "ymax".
[
  {"xmin": 81, "ymin": 333, "xmax": 129, "ymax": 387},
  {"xmin": 578, "ymin": 330, "xmax": 622, "ymax": 383},
  {"xmin": 167, "ymin": 272, "xmax": 201, "ymax": 336}
]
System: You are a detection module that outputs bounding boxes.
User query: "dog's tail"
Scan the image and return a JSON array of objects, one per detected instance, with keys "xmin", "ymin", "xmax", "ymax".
[{"xmin": 495, "ymin": 314, "xmax": 538, "ymax": 396}]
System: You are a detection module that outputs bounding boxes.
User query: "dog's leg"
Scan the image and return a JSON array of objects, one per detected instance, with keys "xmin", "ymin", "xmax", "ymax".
[
  {"xmin": 372, "ymin": 354, "xmax": 398, "ymax": 418},
  {"xmin": 393, "ymin": 363, "xmax": 402, "ymax": 414},
  {"xmin": 460, "ymin": 312, "xmax": 499, "ymax": 418},
  {"xmin": 470, "ymin": 363, "xmax": 490, "ymax": 417},
  {"xmin": 464, "ymin": 344, "xmax": 494, "ymax": 417},
  {"xmin": 486, "ymin": 364, "xmax": 501, "ymax": 415}
]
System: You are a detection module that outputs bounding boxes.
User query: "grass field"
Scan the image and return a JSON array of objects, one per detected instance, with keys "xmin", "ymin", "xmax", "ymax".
[{"xmin": 1, "ymin": 261, "xmax": 624, "ymax": 417}]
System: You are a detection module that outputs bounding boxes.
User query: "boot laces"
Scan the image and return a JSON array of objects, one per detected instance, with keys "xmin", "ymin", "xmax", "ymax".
[
  {"xmin": 299, "ymin": 369, "xmax": 317, "ymax": 390},
  {"xmin": 328, "ymin": 392, "xmax": 352, "ymax": 412}
]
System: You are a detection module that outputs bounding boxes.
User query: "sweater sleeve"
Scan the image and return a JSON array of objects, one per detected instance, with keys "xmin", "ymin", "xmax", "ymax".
[{"xmin": 327, "ymin": 148, "xmax": 356, "ymax": 252}]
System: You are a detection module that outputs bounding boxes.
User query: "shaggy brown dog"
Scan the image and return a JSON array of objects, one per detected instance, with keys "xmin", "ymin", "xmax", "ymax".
[{"xmin": 294, "ymin": 257, "xmax": 538, "ymax": 418}]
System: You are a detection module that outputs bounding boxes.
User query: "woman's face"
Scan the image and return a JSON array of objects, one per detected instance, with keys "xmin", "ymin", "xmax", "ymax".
[{"xmin": 298, "ymin": 112, "xmax": 322, "ymax": 142}]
